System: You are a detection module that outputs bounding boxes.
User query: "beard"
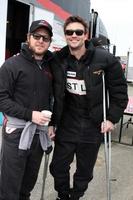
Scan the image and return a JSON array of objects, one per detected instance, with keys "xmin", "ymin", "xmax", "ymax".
[{"xmin": 29, "ymin": 45, "xmax": 47, "ymax": 58}]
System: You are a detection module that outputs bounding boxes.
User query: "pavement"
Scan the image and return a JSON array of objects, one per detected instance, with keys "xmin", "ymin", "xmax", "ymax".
[{"xmin": 1, "ymin": 83, "xmax": 133, "ymax": 200}]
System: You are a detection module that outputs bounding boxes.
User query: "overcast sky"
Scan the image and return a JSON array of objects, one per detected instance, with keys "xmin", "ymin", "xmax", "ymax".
[{"xmin": 91, "ymin": 0, "xmax": 133, "ymax": 56}]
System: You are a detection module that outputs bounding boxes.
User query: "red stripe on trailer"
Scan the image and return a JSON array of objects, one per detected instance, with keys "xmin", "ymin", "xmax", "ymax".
[{"xmin": 37, "ymin": 0, "xmax": 71, "ymax": 20}]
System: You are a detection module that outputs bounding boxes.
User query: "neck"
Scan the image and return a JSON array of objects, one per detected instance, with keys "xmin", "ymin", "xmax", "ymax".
[
  {"xmin": 69, "ymin": 46, "xmax": 86, "ymax": 60},
  {"xmin": 34, "ymin": 54, "xmax": 43, "ymax": 60}
]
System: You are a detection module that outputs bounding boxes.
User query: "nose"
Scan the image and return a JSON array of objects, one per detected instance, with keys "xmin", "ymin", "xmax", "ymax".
[
  {"xmin": 39, "ymin": 36, "xmax": 44, "ymax": 42},
  {"xmin": 72, "ymin": 32, "xmax": 77, "ymax": 36}
]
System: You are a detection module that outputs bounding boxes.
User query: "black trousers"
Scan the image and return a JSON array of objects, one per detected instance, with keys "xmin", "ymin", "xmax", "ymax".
[
  {"xmin": 50, "ymin": 140, "xmax": 101, "ymax": 198},
  {"xmin": 0, "ymin": 128, "xmax": 43, "ymax": 200}
]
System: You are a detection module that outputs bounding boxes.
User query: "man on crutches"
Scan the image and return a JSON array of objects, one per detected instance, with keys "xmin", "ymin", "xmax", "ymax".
[{"xmin": 49, "ymin": 15, "xmax": 128, "ymax": 200}]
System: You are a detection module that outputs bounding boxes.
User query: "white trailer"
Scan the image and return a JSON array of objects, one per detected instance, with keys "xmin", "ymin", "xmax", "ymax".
[
  {"xmin": 0, "ymin": 0, "xmax": 92, "ymax": 66},
  {"xmin": 0, "ymin": 0, "xmax": 64, "ymax": 66},
  {"xmin": 0, "ymin": 0, "xmax": 111, "ymax": 66}
]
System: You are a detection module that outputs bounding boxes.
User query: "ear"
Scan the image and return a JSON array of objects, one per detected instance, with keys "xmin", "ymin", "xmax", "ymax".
[
  {"xmin": 48, "ymin": 42, "xmax": 51, "ymax": 49},
  {"xmin": 27, "ymin": 33, "xmax": 30, "ymax": 43},
  {"xmin": 49, "ymin": 38, "xmax": 52, "ymax": 47},
  {"xmin": 85, "ymin": 32, "xmax": 89, "ymax": 40}
]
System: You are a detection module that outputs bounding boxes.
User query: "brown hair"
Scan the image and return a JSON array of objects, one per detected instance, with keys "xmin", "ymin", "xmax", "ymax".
[{"xmin": 64, "ymin": 15, "xmax": 89, "ymax": 34}]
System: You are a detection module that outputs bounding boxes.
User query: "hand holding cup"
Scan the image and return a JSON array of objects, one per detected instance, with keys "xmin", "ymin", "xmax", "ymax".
[{"xmin": 41, "ymin": 110, "xmax": 52, "ymax": 126}]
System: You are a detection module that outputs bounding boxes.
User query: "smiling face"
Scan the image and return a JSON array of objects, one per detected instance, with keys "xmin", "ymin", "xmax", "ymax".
[
  {"xmin": 64, "ymin": 22, "xmax": 88, "ymax": 51},
  {"xmin": 27, "ymin": 27, "xmax": 51, "ymax": 59}
]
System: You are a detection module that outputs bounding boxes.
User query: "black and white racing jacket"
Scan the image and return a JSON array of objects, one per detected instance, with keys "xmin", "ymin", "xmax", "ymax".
[{"xmin": 50, "ymin": 44, "xmax": 128, "ymax": 126}]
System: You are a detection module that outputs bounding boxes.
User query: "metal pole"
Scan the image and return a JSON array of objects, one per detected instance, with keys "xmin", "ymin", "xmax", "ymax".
[
  {"xmin": 125, "ymin": 50, "xmax": 130, "ymax": 80},
  {"xmin": 40, "ymin": 153, "xmax": 50, "ymax": 200},
  {"xmin": 102, "ymin": 71, "xmax": 111, "ymax": 200}
]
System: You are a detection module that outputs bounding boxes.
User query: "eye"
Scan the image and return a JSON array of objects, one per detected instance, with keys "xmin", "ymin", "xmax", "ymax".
[
  {"xmin": 65, "ymin": 29, "xmax": 84, "ymax": 36},
  {"xmin": 31, "ymin": 33, "xmax": 51, "ymax": 42}
]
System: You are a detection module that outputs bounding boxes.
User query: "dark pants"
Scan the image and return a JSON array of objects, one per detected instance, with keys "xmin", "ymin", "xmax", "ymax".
[
  {"xmin": 0, "ymin": 128, "xmax": 44, "ymax": 200},
  {"xmin": 50, "ymin": 140, "xmax": 101, "ymax": 198}
]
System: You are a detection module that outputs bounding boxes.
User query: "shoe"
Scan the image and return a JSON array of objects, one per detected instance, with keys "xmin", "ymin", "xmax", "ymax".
[{"xmin": 70, "ymin": 194, "xmax": 80, "ymax": 200}]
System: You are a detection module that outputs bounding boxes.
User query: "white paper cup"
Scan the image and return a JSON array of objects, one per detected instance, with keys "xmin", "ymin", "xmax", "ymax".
[{"xmin": 41, "ymin": 110, "xmax": 52, "ymax": 126}]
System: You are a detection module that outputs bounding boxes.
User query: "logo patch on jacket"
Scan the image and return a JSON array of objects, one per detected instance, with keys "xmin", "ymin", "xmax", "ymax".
[
  {"xmin": 67, "ymin": 71, "xmax": 76, "ymax": 77},
  {"xmin": 66, "ymin": 78, "xmax": 86, "ymax": 95},
  {"xmin": 93, "ymin": 69, "xmax": 103, "ymax": 75}
]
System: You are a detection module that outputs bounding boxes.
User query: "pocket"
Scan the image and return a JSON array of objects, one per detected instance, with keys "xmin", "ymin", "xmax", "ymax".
[
  {"xmin": 6, "ymin": 127, "xmax": 17, "ymax": 134},
  {"xmin": 3, "ymin": 128, "xmax": 22, "ymax": 145}
]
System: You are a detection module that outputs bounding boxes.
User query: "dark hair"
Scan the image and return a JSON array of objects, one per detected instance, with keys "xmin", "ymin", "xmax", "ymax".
[{"xmin": 64, "ymin": 15, "xmax": 89, "ymax": 34}]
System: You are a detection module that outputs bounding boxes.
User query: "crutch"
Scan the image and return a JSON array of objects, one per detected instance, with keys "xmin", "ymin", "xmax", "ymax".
[
  {"xmin": 40, "ymin": 146, "xmax": 52, "ymax": 200},
  {"xmin": 102, "ymin": 71, "xmax": 111, "ymax": 200}
]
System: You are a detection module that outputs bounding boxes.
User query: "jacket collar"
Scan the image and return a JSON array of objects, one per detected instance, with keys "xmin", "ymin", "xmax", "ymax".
[
  {"xmin": 55, "ymin": 40, "xmax": 95, "ymax": 65},
  {"xmin": 20, "ymin": 43, "xmax": 53, "ymax": 63}
]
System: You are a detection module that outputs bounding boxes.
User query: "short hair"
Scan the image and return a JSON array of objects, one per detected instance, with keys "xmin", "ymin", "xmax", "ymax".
[{"xmin": 64, "ymin": 15, "xmax": 89, "ymax": 34}]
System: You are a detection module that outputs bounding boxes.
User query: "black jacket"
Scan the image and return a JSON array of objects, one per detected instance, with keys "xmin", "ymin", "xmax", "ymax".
[
  {"xmin": 0, "ymin": 44, "xmax": 53, "ymax": 121},
  {"xmin": 51, "ymin": 45, "xmax": 128, "ymax": 126}
]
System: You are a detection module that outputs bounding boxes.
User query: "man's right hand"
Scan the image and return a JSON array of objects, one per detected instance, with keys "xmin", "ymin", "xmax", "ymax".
[{"xmin": 32, "ymin": 111, "xmax": 51, "ymax": 125}]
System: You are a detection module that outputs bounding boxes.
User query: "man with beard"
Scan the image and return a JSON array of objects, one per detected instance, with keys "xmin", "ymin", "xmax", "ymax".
[{"xmin": 0, "ymin": 20, "xmax": 53, "ymax": 200}]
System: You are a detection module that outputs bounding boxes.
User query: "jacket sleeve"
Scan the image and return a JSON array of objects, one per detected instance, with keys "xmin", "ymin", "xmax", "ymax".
[
  {"xmin": 106, "ymin": 55, "xmax": 128, "ymax": 123},
  {"xmin": 0, "ymin": 61, "xmax": 32, "ymax": 121},
  {"xmin": 49, "ymin": 56, "xmax": 65, "ymax": 127}
]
